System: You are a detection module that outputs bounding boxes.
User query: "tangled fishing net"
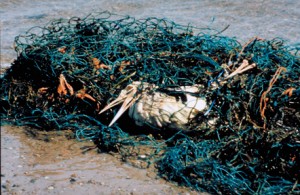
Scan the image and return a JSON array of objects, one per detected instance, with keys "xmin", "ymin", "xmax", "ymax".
[{"xmin": 1, "ymin": 11, "xmax": 299, "ymax": 194}]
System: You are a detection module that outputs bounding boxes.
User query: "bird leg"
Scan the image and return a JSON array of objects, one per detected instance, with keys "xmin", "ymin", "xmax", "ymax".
[
  {"xmin": 92, "ymin": 58, "xmax": 110, "ymax": 70},
  {"xmin": 57, "ymin": 74, "xmax": 74, "ymax": 96},
  {"xmin": 76, "ymin": 88, "xmax": 101, "ymax": 111},
  {"xmin": 99, "ymin": 85, "xmax": 140, "ymax": 127},
  {"xmin": 225, "ymin": 59, "xmax": 256, "ymax": 80},
  {"xmin": 209, "ymin": 59, "xmax": 256, "ymax": 90},
  {"xmin": 57, "ymin": 74, "xmax": 100, "ymax": 110}
]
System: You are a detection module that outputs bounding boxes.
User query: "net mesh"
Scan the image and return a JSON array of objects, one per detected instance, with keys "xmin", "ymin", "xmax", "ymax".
[{"xmin": 1, "ymin": 11, "xmax": 299, "ymax": 194}]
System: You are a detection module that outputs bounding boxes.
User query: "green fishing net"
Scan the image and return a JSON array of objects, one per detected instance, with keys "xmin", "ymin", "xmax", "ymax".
[{"xmin": 1, "ymin": 11, "xmax": 299, "ymax": 194}]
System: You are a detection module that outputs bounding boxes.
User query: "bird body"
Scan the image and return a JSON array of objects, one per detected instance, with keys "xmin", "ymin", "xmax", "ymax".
[
  {"xmin": 99, "ymin": 60, "xmax": 258, "ymax": 131},
  {"xmin": 99, "ymin": 81, "xmax": 207, "ymax": 130}
]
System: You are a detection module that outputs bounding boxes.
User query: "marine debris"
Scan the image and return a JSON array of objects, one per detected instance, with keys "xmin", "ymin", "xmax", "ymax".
[{"xmin": 1, "ymin": 11, "xmax": 299, "ymax": 194}]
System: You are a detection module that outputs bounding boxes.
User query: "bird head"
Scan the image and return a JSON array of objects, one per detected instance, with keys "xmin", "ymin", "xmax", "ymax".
[{"xmin": 99, "ymin": 81, "xmax": 152, "ymax": 126}]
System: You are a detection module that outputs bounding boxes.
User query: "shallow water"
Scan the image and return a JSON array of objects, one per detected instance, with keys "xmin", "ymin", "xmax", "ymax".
[
  {"xmin": 0, "ymin": 0, "xmax": 299, "ymax": 194},
  {"xmin": 1, "ymin": 0, "xmax": 299, "ymax": 68}
]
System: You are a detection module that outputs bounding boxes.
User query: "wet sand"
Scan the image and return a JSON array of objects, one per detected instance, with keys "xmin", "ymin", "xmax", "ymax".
[
  {"xmin": 1, "ymin": 0, "xmax": 299, "ymax": 68},
  {"xmin": 1, "ymin": 125, "xmax": 207, "ymax": 194}
]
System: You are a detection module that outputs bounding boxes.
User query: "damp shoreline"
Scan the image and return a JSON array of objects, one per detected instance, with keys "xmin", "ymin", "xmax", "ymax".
[{"xmin": 1, "ymin": 125, "xmax": 206, "ymax": 194}]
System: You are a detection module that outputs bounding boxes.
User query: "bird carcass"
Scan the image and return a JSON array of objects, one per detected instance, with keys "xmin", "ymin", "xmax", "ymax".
[{"xmin": 99, "ymin": 81, "xmax": 208, "ymax": 130}]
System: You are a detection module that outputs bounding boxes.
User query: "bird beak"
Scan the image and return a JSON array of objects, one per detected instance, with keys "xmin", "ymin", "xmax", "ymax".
[{"xmin": 99, "ymin": 86, "xmax": 139, "ymax": 127}]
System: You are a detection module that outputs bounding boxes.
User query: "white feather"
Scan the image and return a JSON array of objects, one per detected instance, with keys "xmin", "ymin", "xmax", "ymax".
[{"xmin": 100, "ymin": 81, "xmax": 208, "ymax": 130}]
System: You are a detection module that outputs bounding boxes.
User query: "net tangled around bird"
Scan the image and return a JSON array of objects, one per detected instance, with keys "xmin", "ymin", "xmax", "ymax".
[{"xmin": 1, "ymin": 11, "xmax": 299, "ymax": 194}]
